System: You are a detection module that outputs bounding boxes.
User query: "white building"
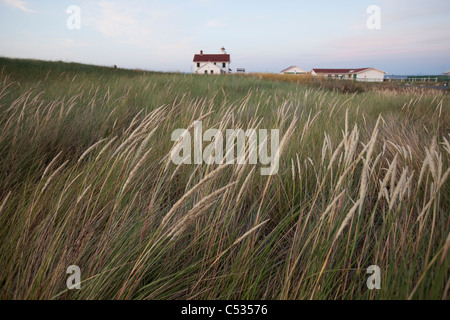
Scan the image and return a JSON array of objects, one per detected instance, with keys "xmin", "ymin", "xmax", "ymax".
[
  {"xmin": 193, "ymin": 47, "xmax": 231, "ymax": 75},
  {"xmin": 280, "ymin": 66, "xmax": 307, "ymax": 75},
  {"xmin": 311, "ymin": 67, "xmax": 386, "ymax": 82}
]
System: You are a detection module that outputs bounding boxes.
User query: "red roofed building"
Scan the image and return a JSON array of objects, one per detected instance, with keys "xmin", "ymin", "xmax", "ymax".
[
  {"xmin": 311, "ymin": 67, "xmax": 386, "ymax": 82},
  {"xmin": 193, "ymin": 47, "xmax": 231, "ymax": 75}
]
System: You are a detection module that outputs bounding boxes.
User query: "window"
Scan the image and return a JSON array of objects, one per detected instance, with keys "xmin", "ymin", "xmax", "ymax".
[
  {"xmin": 204, "ymin": 70, "xmax": 208, "ymax": 74},
  {"xmin": 223, "ymin": 63, "xmax": 226, "ymax": 68},
  {"xmin": 197, "ymin": 63, "xmax": 200, "ymax": 68},
  {"xmin": 211, "ymin": 70, "xmax": 214, "ymax": 74},
  {"xmin": 214, "ymin": 63, "xmax": 216, "ymax": 65}
]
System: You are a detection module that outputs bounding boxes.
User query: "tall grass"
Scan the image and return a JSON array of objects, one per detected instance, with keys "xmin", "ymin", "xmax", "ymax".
[
  {"xmin": 247, "ymin": 72, "xmax": 450, "ymax": 94},
  {"xmin": 0, "ymin": 57, "xmax": 449, "ymax": 299}
]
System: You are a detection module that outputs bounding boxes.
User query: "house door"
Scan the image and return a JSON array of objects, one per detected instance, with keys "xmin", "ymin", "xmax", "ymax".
[{"xmin": 353, "ymin": 74, "xmax": 357, "ymax": 80}]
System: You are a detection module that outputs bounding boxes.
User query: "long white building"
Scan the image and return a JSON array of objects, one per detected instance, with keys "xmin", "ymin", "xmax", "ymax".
[{"xmin": 311, "ymin": 68, "xmax": 386, "ymax": 82}]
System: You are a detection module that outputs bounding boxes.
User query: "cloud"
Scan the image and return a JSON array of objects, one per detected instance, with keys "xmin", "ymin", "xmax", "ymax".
[
  {"xmin": 57, "ymin": 39, "xmax": 92, "ymax": 48},
  {"xmin": 206, "ymin": 19, "xmax": 228, "ymax": 28},
  {"xmin": 376, "ymin": 0, "xmax": 450, "ymax": 25},
  {"xmin": 318, "ymin": 26, "xmax": 450, "ymax": 64},
  {"xmin": 88, "ymin": 1, "xmax": 182, "ymax": 46},
  {"xmin": 91, "ymin": 0, "xmax": 148, "ymax": 43},
  {"xmin": 2, "ymin": 0, "xmax": 33, "ymax": 12},
  {"xmin": 82, "ymin": 0, "xmax": 197, "ymax": 62}
]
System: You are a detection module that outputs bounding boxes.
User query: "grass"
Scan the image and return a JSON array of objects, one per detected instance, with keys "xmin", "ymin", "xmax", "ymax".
[
  {"xmin": 247, "ymin": 72, "xmax": 450, "ymax": 93},
  {"xmin": 0, "ymin": 57, "xmax": 449, "ymax": 300}
]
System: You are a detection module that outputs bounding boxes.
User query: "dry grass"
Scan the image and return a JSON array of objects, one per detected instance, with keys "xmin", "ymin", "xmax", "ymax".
[{"xmin": 0, "ymin": 57, "xmax": 448, "ymax": 300}]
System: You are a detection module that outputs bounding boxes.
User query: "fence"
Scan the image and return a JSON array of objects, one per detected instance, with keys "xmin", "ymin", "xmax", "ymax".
[{"xmin": 386, "ymin": 77, "xmax": 439, "ymax": 83}]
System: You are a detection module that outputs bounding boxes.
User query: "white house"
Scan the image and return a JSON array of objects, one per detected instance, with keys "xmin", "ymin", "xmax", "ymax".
[
  {"xmin": 280, "ymin": 66, "xmax": 307, "ymax": 75},
  {"xmin": 445, "ymin": 70, "xmax": 450, "ymax": 76},
  {"xmin": 311, "ymin": 68, "xmax": 386, "ymax": 82},
  {"xmin": 193, "ymin": 47, "xmax": 231, "ymax": 75}
]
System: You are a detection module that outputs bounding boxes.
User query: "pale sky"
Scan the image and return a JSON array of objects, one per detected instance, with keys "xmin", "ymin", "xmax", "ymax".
[{"xmin": 0, "ymin": 0, "xmax": 449, "ymax": 74}]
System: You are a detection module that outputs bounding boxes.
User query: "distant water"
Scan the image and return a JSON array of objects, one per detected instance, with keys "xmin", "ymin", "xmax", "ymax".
[
  {"xmin": 385, "ymin": 75, "xmax": 410, "ymax": 80},
  {"xmin": 385, "ymin": 75, "xmax": 449, "ymax": 81}
]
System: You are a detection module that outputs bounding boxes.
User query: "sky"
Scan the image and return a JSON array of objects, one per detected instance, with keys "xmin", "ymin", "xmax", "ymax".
[{"xmin": 0, "ymin": 0, "xmax": 449, "ymax": 74}]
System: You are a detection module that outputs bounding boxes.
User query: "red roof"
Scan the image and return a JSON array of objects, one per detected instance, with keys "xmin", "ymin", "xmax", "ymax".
[
  {"xmin": 312, "ymin": 68, "xmax": 371, "ymax": 74},
  {"xmin": 193, "ymin": 54, "xmax": 230, "ymax": 62}
]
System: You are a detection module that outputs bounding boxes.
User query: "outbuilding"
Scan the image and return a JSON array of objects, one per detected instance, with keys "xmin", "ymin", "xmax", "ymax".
[
  {"xmin": 280, "ymin": 66, "xmax": 307, "ymax": 75},
  {"xmin": 311, "ymin": 67, "xmax": 386, "ymax": 82}
]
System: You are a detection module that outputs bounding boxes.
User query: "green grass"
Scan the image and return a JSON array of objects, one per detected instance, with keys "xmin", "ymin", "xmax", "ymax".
[{"xmin": 0, "ymin": 57, "xmax": 449, "ymax": 300}]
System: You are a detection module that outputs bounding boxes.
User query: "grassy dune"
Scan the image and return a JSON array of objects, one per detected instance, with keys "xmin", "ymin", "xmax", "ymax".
[{"xmin": 0, "ymin": 57, "xmax": 449, "ymax": 299}]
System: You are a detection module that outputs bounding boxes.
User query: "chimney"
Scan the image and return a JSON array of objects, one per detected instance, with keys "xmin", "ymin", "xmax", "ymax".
[{"xmin": 200, "ymin": 50, "xmax": 203, "ymax": 55}]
